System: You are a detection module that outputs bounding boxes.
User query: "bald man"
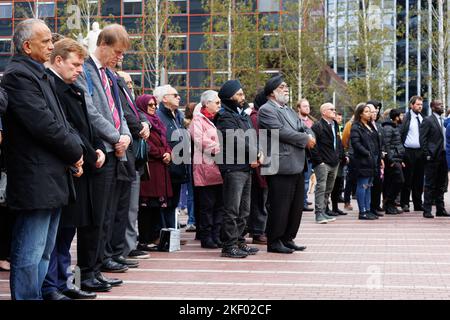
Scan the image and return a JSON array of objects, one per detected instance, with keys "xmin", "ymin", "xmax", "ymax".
[{"xmin": 310, "ymin": 103, "xmax": 345, "ymax": 224}]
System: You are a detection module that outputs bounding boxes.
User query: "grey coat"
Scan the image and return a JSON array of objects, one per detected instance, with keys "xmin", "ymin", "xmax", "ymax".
[
  {"xmin": 258, "ymin": 99, "xmax": 310, "ymax": 175},
  {"xmin": 75, "ymin": 56, "xmax": 131, "ymax": 152}
]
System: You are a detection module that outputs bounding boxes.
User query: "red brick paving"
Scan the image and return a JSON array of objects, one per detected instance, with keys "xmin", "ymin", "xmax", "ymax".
[{"xmin": 2, "ymin": 199, "xmax": 450, "ymax": 300}]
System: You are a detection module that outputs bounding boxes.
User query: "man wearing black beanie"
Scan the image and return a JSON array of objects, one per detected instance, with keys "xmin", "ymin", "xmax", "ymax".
[{"xmin": 215, "ymin": 80, "xmax": 262, "ymax": 258}]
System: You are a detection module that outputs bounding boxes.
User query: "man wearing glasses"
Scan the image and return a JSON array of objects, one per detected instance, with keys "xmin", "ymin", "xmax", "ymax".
[{"xmin": 310, "ymin": 103, "xmax": 345, "ymax": 224}]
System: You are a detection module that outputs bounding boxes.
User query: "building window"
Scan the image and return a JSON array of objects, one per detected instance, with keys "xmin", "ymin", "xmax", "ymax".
[
  {"xmin": 101, "ymin": 0, "xmax": 120, "ymax": 16},
  {"xmin": 170, "ymin": 0, "xmax": 187, "ymax": 14},
  {"xmin": 0, "ymin": 3, "xmax": 12, "ymax": 19},
  {"xmin": 0, "ymin": 39, "xmax": 11, "ymax": 53},
  {"xmin": 14, "ymin": 2, "xmax": 35, "ymax": 19},
  {"xmin": 123, "ymin": 0, "xmax": 142, "ymax": 16},
  {"xmin": 0, "ymin": 20, "xmax": 12, "ymax": 36},
  {"xmin": 37, "ymin": 2, "xmax": 55, "ymax": 18},
  {"xmin": 258, "ymin": 0, "xmax": 280, "ymax": 13},
  {"xmin": 168, "ymin": 35, "xmax": 187, "ymax": 51},
  {"xmin": 168, "ymin": 71, "xmax": 187, "ymax": 87}
]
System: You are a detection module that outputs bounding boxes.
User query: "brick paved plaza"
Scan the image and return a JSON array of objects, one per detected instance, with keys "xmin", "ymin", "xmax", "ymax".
[{"xmin": 1, "ymin": 198, "xmax": 450, "ymax": 300}]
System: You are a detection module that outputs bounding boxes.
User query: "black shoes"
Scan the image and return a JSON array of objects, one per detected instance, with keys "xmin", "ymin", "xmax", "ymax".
[
  {"xmin": 113, "ymin": 256, "xmax": 139, "ymax": 268},
  {"xmin": 283, "ymin": 240, "xmax": 307, "ymax": 251},
  {"xmin": 43, "ymin": 290, "xmax": 71, "ymax": 300},
  {"xmin": 201, "ymin": 239, "xmax": 218, "ymax": 249},
  {"xmin": 436, "ymin": 209, "xmax": 450, "ymax": 217},
  {"xmin": 423, "ymin": 211, "xmax": 434, "ymax": 218},
  {"xmin": 80, "ymin": 278, "xmax": 112, "ymax": 292},
  {"xmin": 127, "ymin": 249, "xmax": 150, "ymax": 259},
  {"xmin": 221, "ymin": 246, "xmax": 248, "ymax": 258},
  {"xmin": 359, "ymin": 212, "xmax": 377, "ymax": 220},
  {"xmin": 267, "ymin": 240, "xmax": 294, "ymax": 254},
  {"xmin": 385, "ymin": 205, "xmax": 399, "ymax": 215},
  {"xmin": 334, "ymin": 208, "xmax": 347, "ymax": 216},
  {"xmin": 101, "ymin": 260, "xmax": 128, "ymax": 273},
  {"xmin": 96, "ymin": 273, "xmax": 123, "ymax": 287},
  {"xmin": 62, "ymin": 285, "xmax": 97, "ymax": 299}
]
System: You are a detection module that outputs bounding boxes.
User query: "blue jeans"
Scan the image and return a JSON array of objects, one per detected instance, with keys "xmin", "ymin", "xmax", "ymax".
[
  {"xmin": 10, "ymin": 208, "xmax": 61, "ymax": 300},
  {"xmin": 179, "ymin": 180, "xmax": 195, "ymax": 225},
  {"xmin": 303, "ymin": 160, "xmax": 313, "ymax": 207},
  {"xmin": 356, "ymin": 177, "xmax": 373, "ymax": 213}
]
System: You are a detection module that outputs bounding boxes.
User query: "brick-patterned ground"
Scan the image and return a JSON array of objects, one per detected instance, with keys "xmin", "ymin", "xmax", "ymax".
[{"xmin": 1, "ymin": 197, "xmax": 450, "ymax": 300}]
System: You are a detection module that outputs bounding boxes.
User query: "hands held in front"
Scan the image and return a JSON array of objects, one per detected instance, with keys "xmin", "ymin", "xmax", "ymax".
[
  {"xmin": 115, "ymin": 135, "xmax": 131, "ymax": 158},
  {"xmin": 139, "ymin": 122, "xmax": 150, "ymax": 140},
  {"xmin": 162, "ymin": 152, "xmax": 171, "ymax": 164},
  {"xmin": 95, "ymin": 149, "xmax": 106, "ymax": 168},
  {"xmin": 306, "ymin": 135, "xmax": 316, "ymax": 149},
  {"xmin": 72, "ymin": 155, "xmax": 84, "ymax": 177}
]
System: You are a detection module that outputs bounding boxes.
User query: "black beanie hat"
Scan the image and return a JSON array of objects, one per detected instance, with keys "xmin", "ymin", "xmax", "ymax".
[
  {"xmin": 218, "ymin": 80, "xmax": 242, "ymax": 100},
  {"xmin": 264, "ymin": 75, "xmax": 284, "ymax": 97}
]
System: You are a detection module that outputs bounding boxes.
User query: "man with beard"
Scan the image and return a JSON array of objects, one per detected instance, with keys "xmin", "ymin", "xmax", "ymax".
[
  {"xmin": 258, "ymin": 76, "xmax": 316, "ymax": 253},
  {"xmin": 215, "ymin": 80, "xmax": 261, "ymax": 258},
  {"xmin": 420, "ymin": 100, "xmax": 449, "ymax": 218},
  {"xmin": 382, "ymin": 108, "xmax": 405, "ymax": 215}
]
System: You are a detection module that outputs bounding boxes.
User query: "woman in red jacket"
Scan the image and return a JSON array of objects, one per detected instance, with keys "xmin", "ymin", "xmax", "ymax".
[{"xmin": 136, "ymin": 94, "xmax": 173, "ymax": 248}]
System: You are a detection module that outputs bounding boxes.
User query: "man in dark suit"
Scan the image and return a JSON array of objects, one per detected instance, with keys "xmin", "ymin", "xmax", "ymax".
[
  {"xmin": 258, "ymin": 76, "xmax": 316, "ymax": 253},
  {"xmin": 399, "ymin": 96, "xmax": 425, "ymax": 212},
  {"xmin": 420, "ymin": 100, "xmax": 449, "ymax": 218},
  {"xmin": 105, "ymin": 69, "xmax": 150, "ymax": 265},
  {"xmin": 75, "ymin": 24, "xmax": 132, "ymax": 292},
  {"xmin": 2, "ymin": 19, "xmax": 83, "ymax": 300},
  {"xmin": 41, "ymin": 38, "xmax": 106, "ymax": 300}
]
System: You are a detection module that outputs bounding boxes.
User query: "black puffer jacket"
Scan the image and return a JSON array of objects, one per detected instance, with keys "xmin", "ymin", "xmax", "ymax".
[
  {"xmin": 350, "ymin": 122, "xmax": 381, "ymax": 178},
  {"xmin": 382, "ymin": 120, "xmax": 405, "ymax": 164}
]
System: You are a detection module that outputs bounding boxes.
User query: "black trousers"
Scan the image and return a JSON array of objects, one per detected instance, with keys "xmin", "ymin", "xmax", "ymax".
[
  {"xmin": 370, "ymin": 174, "xmax": 383, "ymax": 211},
  {"xmin": 138, "ymin": 205, "xmax": 162, "ymax": 244},
  {"xmin": 197, "ymin": 185, "xmax": 224, "ymax": 242},
  {"xmin": 401, "ymin": 148, "xmax": 425, "ymax": 209},
  {"xmin": 331, "ymin": 175, "xmax": 344, "ymax": 211},
  {"xmin": 0, "ymin": 206, "xmax": 14, "ymax": 260},
  {"xmin": 383, "ymin": 162, "xmax": 404, "ymax": 206},
  {"xmin": 266, "ymin": 173, "xmax": 304, "ymax": 245},
  {"xmin": 104, "ymin": 179, "xmax": 132, "ymax": 261},
  {"xmin": 423, "ymin": 152, "xmax": 448, "ymax": 212},
  {"xmin": 221, "ymin": 171, "xmax": 252, "ymax": 249},
  {"xmin": 77, "ymin": 153, "xmax": 116, "ymax": 280},
  {"xmin": 248, "ymin": 172, "xmax": 268, "ymax": 236}
]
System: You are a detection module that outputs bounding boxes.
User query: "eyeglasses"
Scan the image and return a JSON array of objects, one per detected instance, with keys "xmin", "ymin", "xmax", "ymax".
[
  {"xmin": 165, "ymin": 93, "xmax": 179, "ymax": 98},
  {"xmin": 147, "ymin": 103, "xmax": 157, "ymax": 108}
]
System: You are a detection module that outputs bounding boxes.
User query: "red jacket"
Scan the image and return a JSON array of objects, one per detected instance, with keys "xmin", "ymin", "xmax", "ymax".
[{"xmin": 140, "ymin": 129, "xmax": 173, "ymax": 199}]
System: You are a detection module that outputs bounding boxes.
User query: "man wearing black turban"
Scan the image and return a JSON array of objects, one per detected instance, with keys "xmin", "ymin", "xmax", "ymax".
[
  {"xmin": 215, "ymin": 80, "xmax": 262, "ymax": 258},
  {"xmin": 258, "ymin": 76, "xmax": 316, "ymax": 253}
]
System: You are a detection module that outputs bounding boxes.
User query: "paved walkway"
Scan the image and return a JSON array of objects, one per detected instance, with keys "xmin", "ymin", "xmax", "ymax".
[{"xmin": 2, "ymin": 199, "xmax": 450, "ymax": 300}]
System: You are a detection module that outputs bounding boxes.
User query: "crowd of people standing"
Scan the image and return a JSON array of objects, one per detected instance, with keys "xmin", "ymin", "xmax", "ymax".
[{"xmin": 0, "ymin": 19, "xmax": 449, "ymax": 301}]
